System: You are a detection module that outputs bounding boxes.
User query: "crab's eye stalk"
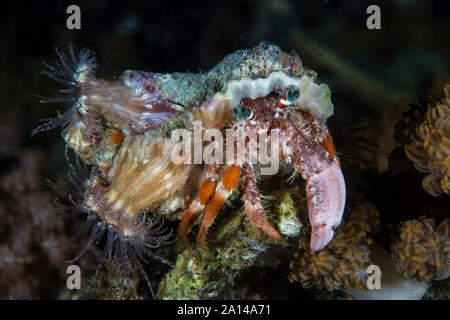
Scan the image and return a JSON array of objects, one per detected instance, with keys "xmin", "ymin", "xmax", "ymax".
[
  {"xmin": 278, "ymin": 84, "xmax": 300, "ymax": 109},
  {"xmin": 233, "ymin": 104, "xmax": 254, "ymax": 120},
  {"xmin": 286, "ymin": 84, "xmax": 300, "ymax": 103}
]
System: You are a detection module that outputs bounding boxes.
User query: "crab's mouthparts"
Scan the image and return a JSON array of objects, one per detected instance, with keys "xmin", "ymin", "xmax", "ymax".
[{"xmin": 306, "ymin": 160, "xmax": 346, "ymax": 251}]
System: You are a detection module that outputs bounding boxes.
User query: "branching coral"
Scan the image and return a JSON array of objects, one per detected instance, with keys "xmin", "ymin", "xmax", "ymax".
[
  {"xmin": 391, "ymin": 216, "xmax": 449, "ymax": 282},
  {"xmin": 404, "ymin": 84, "xmax": 450, "ymax": 197},
  {"xmin": 288, "ymin": 202, "xmax": 379, "ymax": 292}
]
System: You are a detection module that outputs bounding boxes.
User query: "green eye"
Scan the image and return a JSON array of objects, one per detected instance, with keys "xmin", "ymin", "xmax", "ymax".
[
  {"xmin": 233, "ymin": 104, "xmax": 254, "ymax": 120},
  {"xmin": 286, "ymin": 85, "xmax": 300, "ymax": 103}
]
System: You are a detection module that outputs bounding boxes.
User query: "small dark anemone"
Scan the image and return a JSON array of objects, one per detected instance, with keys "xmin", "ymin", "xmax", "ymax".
[
  {"xmin": 32, "ymin": 43, "xmax": 97, "ymax": 137},
  {"xmin": 50, "ymin": 150, "xmax": 174, "ymax": 298}
]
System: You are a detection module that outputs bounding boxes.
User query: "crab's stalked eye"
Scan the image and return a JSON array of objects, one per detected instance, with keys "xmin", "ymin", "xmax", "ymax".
[
  {"xmin": 286, "ymin": 84, "xmax": 300, "ymax": 103},
  {"xmin": 278, "ymin": 84, "xmax": 300, "ymax": 109},
  {"xmin": 233, "ymin": 104, "xmax": 254, "ymax": 120}
]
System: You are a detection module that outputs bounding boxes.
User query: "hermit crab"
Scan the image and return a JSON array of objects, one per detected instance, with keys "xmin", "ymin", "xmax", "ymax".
[
  {"xmin": 35, "ymin": 42, "xmax": 346, "ymax": 281},
  {"xmin": 177, "ymin": 73, "xmax": 346, "ymax": 251}
]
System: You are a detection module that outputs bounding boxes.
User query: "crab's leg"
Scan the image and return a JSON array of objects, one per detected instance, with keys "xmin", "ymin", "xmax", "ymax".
[
  {"xmin": 197, "ymin": 164, "xmax": 240, "ymax": 249},
  {"xmin": 241, "ymin": 163, "xmax": 281, "ymax": 240},
  {"xmin": 177, "ymin": 164, "xmax": 220, "ymax": 238}
]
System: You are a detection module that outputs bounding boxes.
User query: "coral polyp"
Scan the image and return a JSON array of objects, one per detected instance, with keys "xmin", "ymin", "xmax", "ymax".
[
  {"xmin": 288, "ymin": 202, "xmax": 379, "ymax": 292},
  {"xmin": 391, "ymin": 217, "xmax": 449, "ymax": 281}
]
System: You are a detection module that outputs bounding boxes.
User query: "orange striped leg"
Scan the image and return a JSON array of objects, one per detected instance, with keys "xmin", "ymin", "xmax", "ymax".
[
  {"xmin": 197, "ymin": 164, "xmax": 240, "ymax": 249},
  {"xmin": 177, "ymin": 165, "xmax": 219, "ymax": 239},
  {"xmin": 241, "ymin": 163, "xmax": 281, "ymax": 240}
]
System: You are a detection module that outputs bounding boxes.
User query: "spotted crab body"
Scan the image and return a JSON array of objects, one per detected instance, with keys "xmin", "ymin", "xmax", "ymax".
[{"xmin": 178, "ymin": 90, "xmax": 346, "ymax": 250}]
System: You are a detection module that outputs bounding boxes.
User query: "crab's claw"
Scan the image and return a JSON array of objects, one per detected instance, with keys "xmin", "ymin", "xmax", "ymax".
[{"xmin": 306, "ymin": 160, "xmax": 346, "ymax": 251}]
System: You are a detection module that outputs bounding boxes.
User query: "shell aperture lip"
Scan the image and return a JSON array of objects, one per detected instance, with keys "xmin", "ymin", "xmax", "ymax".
[{"xmin": 225, "ymin": 71, "xmax": 334, "ymax": 122}]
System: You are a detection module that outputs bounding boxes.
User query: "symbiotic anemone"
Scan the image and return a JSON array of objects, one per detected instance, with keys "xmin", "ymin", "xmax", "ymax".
[
  {"xmin": 51, "ymin": 152, "xmax": 173, "ymax": 297},
  {"xmin": 32, "ymin": 44, "xmax": 98, "ymax": 137}
]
